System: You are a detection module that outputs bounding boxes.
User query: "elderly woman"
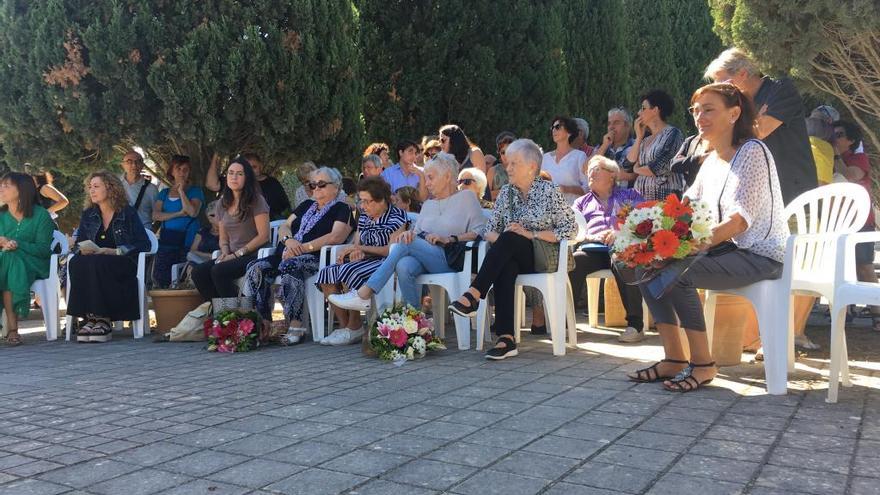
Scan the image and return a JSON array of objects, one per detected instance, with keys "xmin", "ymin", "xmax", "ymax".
[
  {"xmin": 192, "ymin": 157, "xmax": 271, "ymax": 300},
  {"xmin": 628, "ymin": 83, "xmax": 788, "ymax": 392},
  {"xmin": 151, "ymin": 155, "xmax": 204, "ymax": 288},
  {"xmin": 318, "ymin": 177, "xmax": 407, "ymax": 345},
  {"xmin": 543, "ymin": 116, "xmax": 589, "ymax": 204},
  {"xmin": 458, "ymin": 168, "xmax": 493, "ymax": 209},
  {"xmin": 330, "ymin": 152, "xmax": 486, "ymax": 311},
  {"xmin": 570, "ymin": 156, "xmax": 646, "ymax": 343},
  {"xmin": 68, "ymin": 172, "xmax": 151, "ymax": 342},
  {"xmin": 625, "ymin": 90, "xmax": 685, "ymax": 201},
  {"xmin": 245, "ymin": 167, "xmax": 353, "ymax": 342},
  {"xmin": 0, "ymin": 173, "xmax": 54, "ymax": 345},
  {"xmin": 450, "ymin": 139, "xmax": 576, "ymax": 360}
]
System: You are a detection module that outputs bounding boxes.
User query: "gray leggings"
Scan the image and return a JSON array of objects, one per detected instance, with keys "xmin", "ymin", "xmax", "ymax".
[{"xmin": 638, "ymin": 250, "xmax": 783, "ymax": 331}]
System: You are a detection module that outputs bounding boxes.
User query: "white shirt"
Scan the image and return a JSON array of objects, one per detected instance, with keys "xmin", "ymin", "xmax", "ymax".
[{"xmin": 541, "ymin": 149, "xmax": 588, "ymax": 204}]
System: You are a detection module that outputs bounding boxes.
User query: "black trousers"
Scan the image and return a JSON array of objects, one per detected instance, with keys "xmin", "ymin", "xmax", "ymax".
[
  {"xmin": 471, "ymin": 231, "xmax": 535, "ymax": 337},
  {"xmin": 192, "ymin": 253, "xmax": 258, "ymax": 300},
  {"xmin": 569, "ymin": 250, "xmax": 644, "ymax": 330}
]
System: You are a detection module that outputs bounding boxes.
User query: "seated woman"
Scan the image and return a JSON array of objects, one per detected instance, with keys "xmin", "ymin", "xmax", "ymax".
[
  {"xmin": 151, "ymin": 155, "xmax": 204, "ymax": 288},
  {"xmin": 0, "ymin": 172, "xmax": 54, "ymax": 345},
  {"xmin": 449, "ymin": 138, "xmax": 576, "ymax": 360},
  {"xmin": 187, "ymin": 200, "xmax": 220, "ymax": 264},
  {"xmin": 458, "ymin": 168, "xmax": 494, "ymax": 209},
  {"xmin": 628, "ymin": 82, "xmax": 788, "ymax": 392},
  {"xmin": 67, "ymin": 171, "xmax": 151, "ymax": 343},
  {"xmin": 330, "ymin": 152, "xmax": 487, "ymax": 311},
  {"xmin": 192, "ymin": 157, "xmax": 270, "ymax": 301},
  {"xmin": 30, "ymin": 168, "xmax": 69, "ymax": 222},
  {"xmin": 244, "ymin": 167, "xmax": 352, "ymax": 342},
  {"xmin": 318, "ymin": 177, "xmax": 407, "ymax": 345},
  {"xmin": 570, "ymin": 156, "xmax": 645, "ymax": 343}
]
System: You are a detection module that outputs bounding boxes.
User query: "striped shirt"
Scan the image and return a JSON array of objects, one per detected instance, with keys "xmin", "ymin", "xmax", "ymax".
[{"xmin": 633, "ymin": 125, "xmax": 685, "ymax": 200}]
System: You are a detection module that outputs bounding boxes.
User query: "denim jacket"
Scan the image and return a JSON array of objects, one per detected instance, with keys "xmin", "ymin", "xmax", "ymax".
[{"xmin": 73, "ymin": 205, "xmax": 151, "ymax": 258}]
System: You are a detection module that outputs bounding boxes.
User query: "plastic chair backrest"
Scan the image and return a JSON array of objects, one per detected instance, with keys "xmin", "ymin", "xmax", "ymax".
[
  {"xmin": 145, "ymin": 229, "xmax": 159, "ymax": 254},
  {"xmin": 571, "ymin": 207, "xmax": 588, "ymax": 244},
  {"xmin": 51, "ymin": 230, "xmax": 69, "ymax": 256},
  {"xmin": 783, "ymin": 182, "xmax": 870, "ymax": 235},
  {"xmin": 270, "ymin": 219, "xmax": 286, "ymax": 245}
]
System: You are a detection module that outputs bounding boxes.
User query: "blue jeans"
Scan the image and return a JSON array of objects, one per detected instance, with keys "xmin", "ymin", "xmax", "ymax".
[{"xmin": 364, "ymin": 237, "xmax": 452, "ymax": 307}]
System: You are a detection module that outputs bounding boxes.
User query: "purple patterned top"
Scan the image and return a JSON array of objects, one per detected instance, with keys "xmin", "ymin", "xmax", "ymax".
[{"xmin": 573, "ymin": 187, "xmax": 644, "ymax": 237}]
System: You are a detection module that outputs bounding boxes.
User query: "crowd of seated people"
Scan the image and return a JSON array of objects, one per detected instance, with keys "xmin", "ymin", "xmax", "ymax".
[{"xmin": 4, "ymin": 47, "xmax": 878, "ymax": 396}]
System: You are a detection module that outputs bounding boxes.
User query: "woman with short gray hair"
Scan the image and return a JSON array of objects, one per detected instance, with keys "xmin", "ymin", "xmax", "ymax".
[
  {"xmin": 330, "ymin": 152, "xmax": 487, "ymax": 311},
  {"xmin": 450, "ymin": 139, "xmax": 577, "ymax": 360}
]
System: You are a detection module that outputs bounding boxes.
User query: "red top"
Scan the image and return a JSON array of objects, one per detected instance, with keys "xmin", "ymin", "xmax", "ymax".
[{"xmin": 843, "ymin": 151, "xmax": 874, "ymax": 227}]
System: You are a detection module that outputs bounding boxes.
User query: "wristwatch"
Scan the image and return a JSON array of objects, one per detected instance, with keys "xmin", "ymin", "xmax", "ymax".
[
  {"xmin": 115, "ymin": 248, "xmax": 123, "ymax": 256},
  {"xmin": 281, "ymin": 235, "xmax": 292, "ymax": 243}
]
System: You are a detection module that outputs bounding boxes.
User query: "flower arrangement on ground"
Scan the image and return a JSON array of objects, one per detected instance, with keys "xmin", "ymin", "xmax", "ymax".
[
  {"xmin": 204, "ymin": 309, "xmax": 261, "ymax": 352},
  {"xmin": 612, "ymin": 194, "xmax": 714, "ymax": 268},
  {"xmin": 370, "ymin": 304, "xmax": 445, "ymax": 362}
]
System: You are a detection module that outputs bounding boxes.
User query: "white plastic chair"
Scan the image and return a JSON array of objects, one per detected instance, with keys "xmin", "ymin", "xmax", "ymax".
[
  {"xmin": 27, "ymin": 231, "xmax": 68, "ymax": 341},
  {"xmin": 65, "ymin": 230, "xmax": 159, "ymax": 340},
  {"xmin": 827, "ymin": 230, "xmax": 880, "ymax": 403},
  {"xmin": 270, "ymin": 219, "xmax": 286, "ymax": 245},
  {"xmin": 585, "ymin": 269, "xmax": 651, "ymax": 332},
  {"xmin": 704, "ymin": 183, "xmax": 870, "ymax": 395}
]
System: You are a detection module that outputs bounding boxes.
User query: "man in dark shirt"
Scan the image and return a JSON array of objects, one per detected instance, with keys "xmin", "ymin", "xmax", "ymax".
[{"xmin": 706, "ymin": 48, "xmax": 817, "ymax": 204}]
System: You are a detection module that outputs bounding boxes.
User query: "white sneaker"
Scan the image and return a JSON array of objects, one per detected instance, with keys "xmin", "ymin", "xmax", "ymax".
[
  {"xmin": 282, "ymin": 327, "xmax": 307, "ymax": 345},
  {"xmin": 328, "ymin": 291, "xmax": 371, "ymax": 311},
  {"xmin": 618, "ymin": 326, "xmax": 645, "ymax": 343},
  {"xmin": 324, "ymin": 328, "xmax": 365, "ymax": 346},
  {"xmin": 320, "ymin": 329, "xmax": 342, "ymax": 345}
]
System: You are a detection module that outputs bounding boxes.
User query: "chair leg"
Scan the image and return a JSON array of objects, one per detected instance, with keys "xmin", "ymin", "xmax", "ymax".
[
  {"xmin": 566, "ymin": 280, "xmax": 577, "ymax": 348},
  {"xmin": 587, "ymin": 278, "xmax": 601, "ymax": 328},
  {"xmin": 65, "ymin": 315, "xmax": 74, "ymax": 341},
  {"xmin": 430, "ymin": 286, "xmax": 446, "ymax": 339},
  {"xmin": 827, "ymin": 304, "xmax": 848, "ymax": 403},
  {"xmin": 756, "ymin": 300, "xmax": 789, "ymax": 395},
  {"xmin": 513, "ymin": 285, "xmax": 524, "ymax": 344},
  {"xmin": 475, "ymin": 298, "xmax": 487, "ymax": 351},
  {"xmin": 642, "ymin": 300, "xmax": 651, "ymax": 333},
  {"xmin": 548, "ymin": 282, "xmax": 566, "ymax": 356},
  {"xmin": 787, "ymin": 295, "xmax": 796, "ymax": 373},
  {"xmin": 703, "ymin": 291, "xmax": 717, "ymax": 350}
]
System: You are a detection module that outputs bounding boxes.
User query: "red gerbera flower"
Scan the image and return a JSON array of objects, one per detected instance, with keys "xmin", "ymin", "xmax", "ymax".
[
  {"xmin": 662, "ymin": 194, "xmax": 693, "ymax": 219},
  {"xmin": 651, "ymin": 230, "xmax": 681, "ymax": 258}
]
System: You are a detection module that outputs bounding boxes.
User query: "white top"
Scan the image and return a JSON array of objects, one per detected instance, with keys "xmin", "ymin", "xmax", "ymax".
[
  {"xmin": 685, "ymin": 140, "xmax": 789, "ymax": 263},
  {"xmin": 415, "ymin": 190, "xmax": 487, "ymax": 237},
  {"xmin": 541, "ymin": 149, "xmax": 588, "ymax": 204}
]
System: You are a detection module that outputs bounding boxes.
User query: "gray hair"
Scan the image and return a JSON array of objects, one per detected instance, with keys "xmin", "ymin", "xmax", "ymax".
[
  {"xmin": 805, "ymin": 117, "xmax": 833, "ymax": 142},
  {"xmin": 458, "ymin": 167, "xmax": 488, "ymax": 197},
  {"xmin": 574, "ymin": 118, "xmax": 590, "ymax": 141},
  {"xmin": 310, "ymin": 166, "xmax": 343, "ymax": 189},
  {"xmin": 424, "ymin": 152, "xmax": 459, "ymax": 182},
  {"xmin": 585, "ymin": 154, "xmax": 620, "ymax": 175},
  {"xmin": 505, "ymin": 138, "xmax": 543, "ymax": 174},
  {"xmin": 607, "ymin": 107, "xmax": 633, "ymax": 126},
  {"xmin": 361, "ymin": 154, "xmax": 382, "ymax": 169},
  {"xmin": 704, "ymin": 47, "xmax": 761, "ymax": 80}
]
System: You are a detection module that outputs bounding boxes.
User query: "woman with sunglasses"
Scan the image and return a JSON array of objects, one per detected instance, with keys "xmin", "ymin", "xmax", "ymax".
[
  {"xmin": 457, "ymin": 168, "xmax": 493, "ymax": 209},
  {"xmin": 542, "ymin": 116, "xmax": 589, "ymax": 204},
  {"xmin": 244, "ymin": 167, "xmax": 353, "ymax": 342},
  {"xmin": 439, "ymin": 124, "xmax": 486, "ymax": 173},
  {"xmin": 192, "ymin": 157, "xmax": 270, "ymax": 301}
]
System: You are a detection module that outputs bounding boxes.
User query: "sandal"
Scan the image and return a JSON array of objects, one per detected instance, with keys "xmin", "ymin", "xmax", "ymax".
[
  {"xmin": 485, "ymin": 335, "xmax": 518, "ymax": 360},
  {"xmin": 5, "ymin": 331, "xmax": 21, "ymax": 346},
  {"xmin": 663, "ymin": 362, "xmax": 716, "ymax": 392},
  {"xmin": 449, "ymin": 291, "xmax": 479, "ymax": 317},
  {"xmin": 628, "ymin": 359, "xmax": 688, "ymax": 383}
]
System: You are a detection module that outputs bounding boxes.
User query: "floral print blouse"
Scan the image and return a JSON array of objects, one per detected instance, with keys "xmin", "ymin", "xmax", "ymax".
[{"xmin": 487, "ymin": 179, "xmax": 577, "ymax": 241}]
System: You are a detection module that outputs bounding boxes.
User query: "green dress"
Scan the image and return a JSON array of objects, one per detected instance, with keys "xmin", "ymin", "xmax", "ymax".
[{"xmin": 0, "ymin": 206, "xmax": 54, "ymax": 317}]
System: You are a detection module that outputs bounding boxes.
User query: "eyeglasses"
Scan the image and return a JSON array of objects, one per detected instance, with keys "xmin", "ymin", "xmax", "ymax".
[
  {"xmin": 308, "ymin": 181, "xmax": 331, "ymax": 190},
  {"xmin": 834, "ymin": 131, "xmax": 846, "ymax": 139},
  {"xmin": 457, "ymin": 178, "xmax": 475, "ymax": 186},
  {"xmin": 551, "ymin": 123, "xmax": 563, "ymax": 131}
]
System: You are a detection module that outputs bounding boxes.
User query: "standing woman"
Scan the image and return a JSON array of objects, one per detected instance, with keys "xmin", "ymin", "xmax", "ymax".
[
  {"xmin": 439, "ymin": 124, "xmax": 486, "ymax": 173},
  {"xmin": 629, "ymin": 83, "xmax": 788, "ymax": 392},
  {"xmin": 192, "ymin": 157, "xmax": 270, "ymax": 301},
  {"xmin": 542, "ymin": 117, "xmax": 589, "ymax": 204},
  {"xmin": 318, "ymin": 177, "xmax": 407, "ymax": 345},
  {"xmin": 29, "ymin": 169, "xmax": 69, "ymax": 221},
  {"xmin": 449, "ymin": 139, "xmax": 576, "ymax": 360},
  {"xmin": 67, "ymin": 172, "xmax": 151, "ymax": 343},
  {"xmin": 244, "ymin": 167, "xmax": 352, "ymax": 342},
  {"xmin": 626, "ymin": 90, "xmax": 685, "ymax": 200},
  {"xmin": 0, "ymin": 173, "xmax": 54, "ymax": 345},
  {"xmin": 151, "ymin": 155, "xmax": 204, "ymax": 288}
]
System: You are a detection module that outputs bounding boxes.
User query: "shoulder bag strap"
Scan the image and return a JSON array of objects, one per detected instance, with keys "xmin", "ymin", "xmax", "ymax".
[{"xmin": 133, "ymin": 181, "xmax": 149, "ymax": 210}]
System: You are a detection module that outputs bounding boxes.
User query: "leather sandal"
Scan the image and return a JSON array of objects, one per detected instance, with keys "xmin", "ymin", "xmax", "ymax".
[
  {"xmin": 485, "ymin": 335, "xmax": 518, "ymax": 360},
  {"xmin": 5, "ymin": 331, "xmax": 21, "ymax": 346},
  {"xmin": 628, "ymin": 359, "xmax": 688, "ymax": 383},
  {"xmin": 449, "ymin": 291, "xmax": 479, "ymax": 317},
  {"xmin": 663, "ymin": 362, "xmax": 716, "ymax": 392}
]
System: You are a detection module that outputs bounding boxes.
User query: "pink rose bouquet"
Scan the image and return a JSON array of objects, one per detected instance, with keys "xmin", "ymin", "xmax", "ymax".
[
  {"xmin": 370, "ymin": 304, "xmax": 445, "ymax": 362},
  {"xmin": 204, "ymin": 309, "xmax": 261, "ymax": 353}
]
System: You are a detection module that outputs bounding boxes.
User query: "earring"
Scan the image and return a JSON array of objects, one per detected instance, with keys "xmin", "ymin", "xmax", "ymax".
[{"xmin": 730, "ymin": 119, "xmax": 736, "ymax": 124}]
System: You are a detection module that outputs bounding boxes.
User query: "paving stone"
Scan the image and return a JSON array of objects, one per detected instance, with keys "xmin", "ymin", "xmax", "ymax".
[
  {"xmin": 859, "ymin": 439, "xmax": 880, "ymax": 458},
  {"xmin": 322, "ymin": 449, "xmax": 411, "ymax": 477},
  {"xmin": 767, "ymin": 446, "xmax": 851, "ymax": 475},
  {"xmin": 850, "ymin": 476, "xmax": 880, "ymax": 495},
  {"xmin": 265, "ymin": 467, "xmax": 367, "ymax": 495},
  {"xmin": 208, "ymin": 458, "xmax": 304, "ymax": 488},
  {"xmin": 523, "ymin": 435, "xmax": 604, "ymax": 459},
  {"xmin": 345, "ymin": 479, "xmax": 439, "ymax": 495},
  {"xmin": 688, "ymin": 438, "xmax": 771, "ymax": 462},
  {"xmin": 0, "ymin": 478, "xmax": 69, "ymax": 495},
  {"xmin": 0, "ymin": 454, "xmax": 36, "ymax": 470},
  {"xmin": 310, "ymin": 425, "xmax": 393, "ymax": 448},
  {"xmin": 592, "ymin": 445, "xmax": 676, "ymax": 472},
  {"xmin": 563, "ymin": 460, "xmax": 656, "ymax": 493},
  {"xmin": 753, "ymin": 464, "xmax": 847, "ymax": 495},
  {"xmin": 425, "ymin": 441, "xmax": 511, "ymax": 468},
  {"xmin": 2, "ymin": 460, "xmax": 64, "ymax": 477},
  {"xmin": 853, "ymin": 455, "xmax": 880, "ymax": 478},
  {"xmin": 111, "ymin": 442, "xmax": 199, "ymax": 467},
  {"xmin": 366, "ymin": 433, "xmax": 449, "ymax": 457},
  {"xmin": 553, "ymin": 423, "xmax": 627, "ymax": 443},
  {"xmin": 668, "ymin": 454, "xmax": 760, "ymax": 483},
  {"xmin": 213, "ymin": 433, "xmax": 299, "ymax": 456},
  {"xmin": 646, "ymin": 473, "xmax": 745, "ymax": 495},
  {"xmin": 38, "ymin": 458, "xmax": 140, "ymax": 489},
  {"xmin": 88, "ymin": 468, "xmax": 191, "ymax": 495},
  {"xmin": 616, "ymin": 430, "xmax": 693, "ymax": 453},
  {"xmin": 542, "ymin": 482, "xmax": 625, "ymax": 495},
  {"xmin": 383, "ymin": 459, "xmax": 477, "ymax": 491},
  {"xmin": 265, "ymin": 441, "xmax": 350, "ymax": 466},
  {"xmin": 451, "ymin": 469, "xmax": 549, "ymax": 495},
  {"xmin": 777, "ymin": 431, "xmax": 856, "ymax": 454},
  {"xmin": 704, "ymin": 425, "xmax": 777, "ymax": 445},
  {"xmin": 405, "ymin": 421, "xmax": 480, "ymax": 440},
  {"xmin": 491, "ymin": 451, "xmax": 580, "ymax": 480},
  {"xmin": 157, "ymin": 450, "xmax": 250, "ymax": 477},
  {"xmin": 157, "ymin": 479, "xmax": 250, "ymax": 495},
  {"xmin": 166, "ymin": 427, "xmax": 250, "ymax": 449}
]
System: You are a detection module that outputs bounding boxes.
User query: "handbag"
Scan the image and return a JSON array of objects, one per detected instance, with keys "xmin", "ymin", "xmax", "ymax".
[
  {"xmin": 158, "ymin": 217, "xmax": 196, "ymax": 250},
  {"xmin": 507, "ymin": 188, "xmax": 574, "ymax": 273},
  {"xmin": 212, "ymin": 295, "xmax": 254, "ymax": 313},
  {"xmin": 442, "ymin": 238, "xmax": 478, "ymax": 272},
  {"xmin": 169, "ymin": 301, "xmax": 212, "ymax": 342}
]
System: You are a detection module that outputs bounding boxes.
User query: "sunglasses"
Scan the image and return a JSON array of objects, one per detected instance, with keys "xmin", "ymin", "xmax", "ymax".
[
  {"xmin": 307, "ymin": 181, "xmax": 331, "ymax": 190},
  {"xmin": 457, "ymin": 178, "xmax": 475, "ymax": 185},
  {"xmin": 551, "ymin": 123, "xmax": 563, "ymax": 131}
]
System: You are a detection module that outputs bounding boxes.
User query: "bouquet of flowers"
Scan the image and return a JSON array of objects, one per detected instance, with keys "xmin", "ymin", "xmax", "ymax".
[
  {"xmin": 612, "ymin": 194, "xmax": 714, "ymax": 268},
  {"xmin": 370, "ymin": 304, "xmax": 445, "ymax": 363},
  {"xmin": 204, "ymin": 309, "xmax": 261, "ymax": 353}
]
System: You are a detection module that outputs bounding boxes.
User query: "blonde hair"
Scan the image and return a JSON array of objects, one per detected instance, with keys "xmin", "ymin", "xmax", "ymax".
[{"xmin": 84, "ymin": 170, "xmax": 130, "ymax": 212}]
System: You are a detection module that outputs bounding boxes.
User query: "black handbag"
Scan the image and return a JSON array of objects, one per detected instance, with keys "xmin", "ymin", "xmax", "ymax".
[
  {"xmin": 158, "ymin": 218, "xmax": 196, "ymax": 250},
  {"xmin": 442, "ymin": 239, "xmax": 479, "ymax": 272}
]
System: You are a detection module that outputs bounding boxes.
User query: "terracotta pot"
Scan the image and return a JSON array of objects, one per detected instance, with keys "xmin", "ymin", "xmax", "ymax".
[
  {"xmin": 149, "ymin": 289, "xmax": 203, "ymax": 334},
  {"xmin": 710, "ymin": 293, "xmax": 757, "ymax": 366},
  {"xmin": 603, "ymin": 278, "xmax": 628, "ymax": 327}
]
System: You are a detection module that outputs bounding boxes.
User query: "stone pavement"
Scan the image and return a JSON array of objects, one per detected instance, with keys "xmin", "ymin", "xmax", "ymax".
[{"xmin": 1, "ymin": 313, "xmax": 879, "ymax": 495}]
